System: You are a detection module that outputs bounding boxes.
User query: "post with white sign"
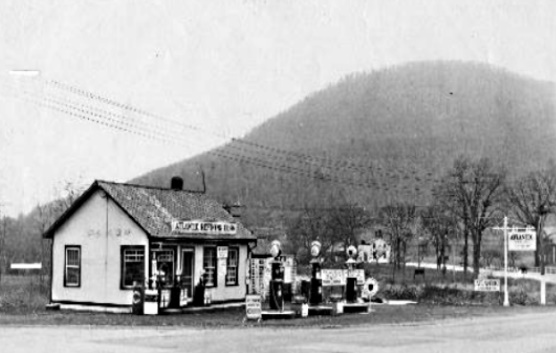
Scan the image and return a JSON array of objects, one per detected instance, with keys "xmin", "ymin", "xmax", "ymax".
[
  {"xmin": 494, "ymin": 216, "xmax": 510, "ymax": 306},
  {"xmin": 494, "ymin": 217, "xmax": 538, "ymax": 307},
  {"xmin": 245, "ymin": 294, "xmax": 262, "ymax": 322}
]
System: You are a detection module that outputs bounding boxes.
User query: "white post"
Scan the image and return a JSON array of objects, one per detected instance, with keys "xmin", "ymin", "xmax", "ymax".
[
  {"xmin": 503, "ymin": 216, "xmax": 510, "ymax": 307},
  {"xmin": 541, "ymin": 277, "xmax": 546, "ymax": 305}
]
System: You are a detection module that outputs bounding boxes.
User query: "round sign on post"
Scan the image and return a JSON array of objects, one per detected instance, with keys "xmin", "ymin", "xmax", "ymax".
[{"xmin": 363, "ymin": 277, "xmax": 379, "ymax": 299}]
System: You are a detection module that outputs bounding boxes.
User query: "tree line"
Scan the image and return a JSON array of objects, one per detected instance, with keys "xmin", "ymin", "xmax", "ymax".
[{"xmin": 285, "ymin": 155, "xmax": 556, "ymax": 279}]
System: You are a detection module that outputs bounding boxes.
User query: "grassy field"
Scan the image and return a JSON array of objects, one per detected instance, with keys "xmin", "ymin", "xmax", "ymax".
[
  {"xmin": 0, "ymin": 275, "xmax": 49, "ymax": 314},
  {"xmin": 1, "ymin": 302, "xmax": 555, "ymax": 328},
  {"xmin": 1, "ymin": 269, "xmax": 555, "ymax": 327}
]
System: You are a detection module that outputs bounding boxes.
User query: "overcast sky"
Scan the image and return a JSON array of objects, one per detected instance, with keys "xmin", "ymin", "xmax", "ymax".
[{"xmin": 1, "ymin": 0, "xmax": 555, "ymax": 217}]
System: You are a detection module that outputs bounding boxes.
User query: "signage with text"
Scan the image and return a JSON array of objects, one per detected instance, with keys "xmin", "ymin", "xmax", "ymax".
[
  {"xmin": 245, "ymin": 294, "xmax": 262, "ymax": 320},
  {"xmin": 322, "ymin": 269, "xmax": 346, "ymax": 286},
  {"xmin": 217, "ymin": 246, "xmax": 228, "ymax": 258},
  {"xmin": 508, "ymin": 228, "xmax": 536, "ymax": 251},
  {"xmin": 171, "ymin": 220, "xmax": 237, "ymax": 235},
  {"xmin": 474, "ymin": 279, "xmax": 500, "ymax": 292}
]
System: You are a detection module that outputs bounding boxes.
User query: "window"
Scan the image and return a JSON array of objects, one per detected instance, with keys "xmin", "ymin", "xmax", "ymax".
[
  {"xmin": 154, "ymin": 249, "xmax": 175, "ymax": 287},
  {"xmin": 226, "ymin": 247, "xmax": 239, "ymax": 286},
  {"xmin": 121, "ymin": 246, "xmax": 145, "ymax": 289},
  {"xmin": 203, "ymin": 247, "xmax": 217, "ymax": 287},
  {"xmin": 64, "ymin": 246, "xmax": 81, "ymax": 287}
]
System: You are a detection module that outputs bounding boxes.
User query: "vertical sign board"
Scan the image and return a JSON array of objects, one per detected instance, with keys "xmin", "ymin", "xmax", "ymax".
[
  {"xmin": 245, "ymin": 294, "xmax": 262, "ymax": 320},
  {"xmin": 249, "ymin": 259, "xmax": 268, "ymax": 297},
  {"xmin": 508, "ymin": 229, "xmax": 536, "ymax": 251},
  {"xmin": 217, "ymin": 246, "xmax": 229, "ymax": 258},
  {"xmin": 474, "ymin": 279, "xmax": 500, "ymax": 292}
]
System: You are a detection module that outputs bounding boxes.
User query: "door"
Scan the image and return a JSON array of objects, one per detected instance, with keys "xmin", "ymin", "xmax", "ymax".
[{"xmin": 181, "ymin": 248, "xmax": 195, "ymax": 298}]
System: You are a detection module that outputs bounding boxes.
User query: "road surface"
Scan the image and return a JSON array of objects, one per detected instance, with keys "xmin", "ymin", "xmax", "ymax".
[{"xmin": 1, "ymin": 311, "xmax": 555, "ymax": 353}]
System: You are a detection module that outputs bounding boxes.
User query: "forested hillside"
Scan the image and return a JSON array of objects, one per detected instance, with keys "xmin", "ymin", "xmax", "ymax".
[{"xmin": 133, "ymin": 61, "xmax": 556, "ymax": 230}]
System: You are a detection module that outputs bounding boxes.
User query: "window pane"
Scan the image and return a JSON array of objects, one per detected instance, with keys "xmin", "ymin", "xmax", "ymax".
[
  {"xmin": 122, "ymin": 247, "xmax": 145, "ymax": 288},
  {"xmin": 65, "ymin": 247, "xmax": 81, "ymax": 287},
  {"xmin": 226, "ymin": 248, "xmax": 238, "ymax": 285},
  {"xmin": 67, "ymin": 249, "xmax": 80, "ymax": 266},
  {"xmin": 67, "ymin": 267, "xmax": 80, "ymax": 285},
  {"xmin": 203, "ymin": 247, "xmax": 216, "ymax": 287}
]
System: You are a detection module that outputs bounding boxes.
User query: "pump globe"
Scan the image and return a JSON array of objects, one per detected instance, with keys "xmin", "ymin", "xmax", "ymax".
[
  {"xmin": 310, "ymin": 241, "xmax": 322, "ymax": 257},
  {"xmin": 269, "ymin": 240, "xmax": 282, "ymax": 258},
  {"xmin": 346, "ymin": 245, "xmax": 357, "ymax": 259}
]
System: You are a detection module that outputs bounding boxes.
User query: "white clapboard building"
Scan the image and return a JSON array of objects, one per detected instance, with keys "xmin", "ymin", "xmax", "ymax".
[{"xmin": 43, "ymin": 178, "xmax": 256, "ymax": 312}]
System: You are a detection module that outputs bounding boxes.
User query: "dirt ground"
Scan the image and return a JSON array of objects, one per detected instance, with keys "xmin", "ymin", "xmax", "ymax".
[{"xmin": 2, "ymin": 307, "xmax": 556, "ymax": 353}]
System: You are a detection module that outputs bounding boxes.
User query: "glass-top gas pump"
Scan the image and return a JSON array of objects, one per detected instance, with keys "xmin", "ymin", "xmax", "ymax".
[
  {"xmin": 309, "ymin": 241, "xmax": 322, "ymax": 305},
  {"xmin": 345, "ymin": 245, "xmax": 358, "ymax": 303},
  {"xmin": 269, "ymin": 240, "xmax": 284, "ymax": 311}
]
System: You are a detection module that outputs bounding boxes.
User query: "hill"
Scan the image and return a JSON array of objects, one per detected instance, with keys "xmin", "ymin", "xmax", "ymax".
[{"xmin": 132, "ymin": 61, "xmax": 556, "ymax": 229}]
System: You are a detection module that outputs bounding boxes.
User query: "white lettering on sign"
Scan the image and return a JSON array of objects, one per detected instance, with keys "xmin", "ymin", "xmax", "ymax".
[
  {"xmin": 245, "ymin": 294, "xmax": 262, "ymax": 320},
  {"xmin": 171, "ymin": 220, "xmax": 238, "ymax": 235},
  {"xmin": 508, "ymin": 229, "xmax": 536, "ymax": 251},
  {"xmin": 474, "ymin": 279, "xmax": 500, "ymax": 292}
]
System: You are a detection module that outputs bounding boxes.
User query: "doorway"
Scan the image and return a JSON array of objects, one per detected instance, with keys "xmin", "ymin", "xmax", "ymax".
[{"xmin": 181, "ymin": 248, "xmax": 195, "ymax": 298}]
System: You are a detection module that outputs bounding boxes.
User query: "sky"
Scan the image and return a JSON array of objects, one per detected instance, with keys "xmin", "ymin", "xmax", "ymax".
[{"xmin": 0, "ymin": 0, "xmax": 555, "ymax": 217}]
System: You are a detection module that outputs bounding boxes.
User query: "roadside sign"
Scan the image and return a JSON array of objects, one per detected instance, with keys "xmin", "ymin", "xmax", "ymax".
[
  {"xmin": 322, "ymin": 269, "xmax": 346, "ymax": 286},
  {"xmin": 245, "ymin": 294, "xmax": 262, "ymax": 320},
  {"xmin": 508, "ymin": 228, "xmax": 536, "ymax": 251},
  {"xmin": 362, "ymin": 277, "xmax": 379, "ymax": 298},
  {"xmin": 474, "ymin": 279, "xmax": 500, "ymax": 292}
]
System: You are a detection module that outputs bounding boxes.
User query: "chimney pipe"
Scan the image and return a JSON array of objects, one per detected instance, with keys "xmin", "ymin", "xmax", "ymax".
[{"xmin": 170, "ymin": 176, "xmax": 184, "ymax": 190}]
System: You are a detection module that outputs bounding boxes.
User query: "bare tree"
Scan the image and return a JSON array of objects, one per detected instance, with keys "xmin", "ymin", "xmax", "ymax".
[
  {"xmin": 328, "ymin": 203, "xmax": 372, "ymax": 254},
  {"xmin": 505, "ymin": 165, "xmax": 556, "ymax": 274},
  {"xmin": 421, "ymin": 205, "xmax": 457, "ymax": 274},
  {"xmin": 286, "ymin": 206, "xmax": 340, "ymax": 264},
  {"xmin": 435, "ymin": 156, "xmax": 506, "ymax": 278},
  {"xmin": 379, "ymin": 203, "xmax": 417, "ymax": 279}
]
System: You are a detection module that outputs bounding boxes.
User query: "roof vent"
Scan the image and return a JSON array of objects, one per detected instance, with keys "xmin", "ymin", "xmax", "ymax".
[{"xmin": 170, "ymin": 176, "xmax": 184, "ymax": 190}]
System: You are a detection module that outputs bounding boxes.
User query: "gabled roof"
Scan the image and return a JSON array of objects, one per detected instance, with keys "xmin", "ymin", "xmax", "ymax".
[{"xmin": 43, "ymin": 180, "xmax": 256, "ymax": 241}]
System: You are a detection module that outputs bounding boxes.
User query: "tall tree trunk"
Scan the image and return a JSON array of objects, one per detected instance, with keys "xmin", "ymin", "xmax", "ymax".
[
  {"xmin": 472, "ymin": 229, "xmax": 482, "ymax": 278},
  {"xmin": 463, "ymin": 226, "xmax": 469, "ymax": 278}
]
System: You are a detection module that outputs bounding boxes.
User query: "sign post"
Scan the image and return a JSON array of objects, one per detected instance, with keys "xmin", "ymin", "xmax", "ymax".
[
  {"xmin": 503, "ymin": 216, "xmax": 509, "ymax": 307},
  {"xmin": 494, "ymin": 216, "xmax": 537, "ymax": 307}
]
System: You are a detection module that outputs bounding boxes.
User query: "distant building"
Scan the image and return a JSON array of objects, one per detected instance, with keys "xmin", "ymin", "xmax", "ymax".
[{"xmin": 43, "ymin": 178, "xmax": 256, "ymax": 312}]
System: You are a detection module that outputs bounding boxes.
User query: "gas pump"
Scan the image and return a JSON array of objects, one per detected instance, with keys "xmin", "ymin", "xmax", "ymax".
[
  {"xmin": 309, "ymin": 241, "xmax": 322, "ymax": 305},
  {"xmin": 269, "ymin": 240, "xmax": 284, "ymax": 311},
  {"xmin": 345, "ymin": 245, "xmax": 358, "ymax": 303}
]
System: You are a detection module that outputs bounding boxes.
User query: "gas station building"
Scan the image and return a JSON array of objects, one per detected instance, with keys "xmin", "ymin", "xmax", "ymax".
[{"xmin": 43, "ymin": 178, "xmax": 256, "ymax": 313}]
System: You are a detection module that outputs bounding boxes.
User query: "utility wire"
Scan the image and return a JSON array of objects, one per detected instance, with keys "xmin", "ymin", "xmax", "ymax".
[{"xmin": 1, "ymin": 80, "xmax": 438, "ymax": 196}]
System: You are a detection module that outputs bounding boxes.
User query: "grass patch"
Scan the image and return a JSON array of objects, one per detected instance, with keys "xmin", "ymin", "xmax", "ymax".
[{"xmin": 0, "ymin": 275, "xmax": 49, "ymax": 314}]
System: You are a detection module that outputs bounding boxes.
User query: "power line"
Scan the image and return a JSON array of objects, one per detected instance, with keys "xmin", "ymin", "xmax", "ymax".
[
  {"xmin": 44, "ymin": 78, "xmax": 432, "ymax": 180},
  {"xmin": 1, "ymin": 79, "xmax": 439, "ymax": 196}
]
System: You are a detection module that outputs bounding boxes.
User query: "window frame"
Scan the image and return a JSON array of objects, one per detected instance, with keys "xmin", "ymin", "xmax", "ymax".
[
  {"xmin": 64, "ymin": 245, "xmax": 81, "ymax": 288},
  {"xmin": 203, "ymin": 247, "xmax": 217, "ymax": 288},
  {"xmin": 225, "ymin": 247, "xmax": 239, "ymax": 287},
  {"xmin": 120, "ymin": 245, "xmax": 146, "ymax": 290}
]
